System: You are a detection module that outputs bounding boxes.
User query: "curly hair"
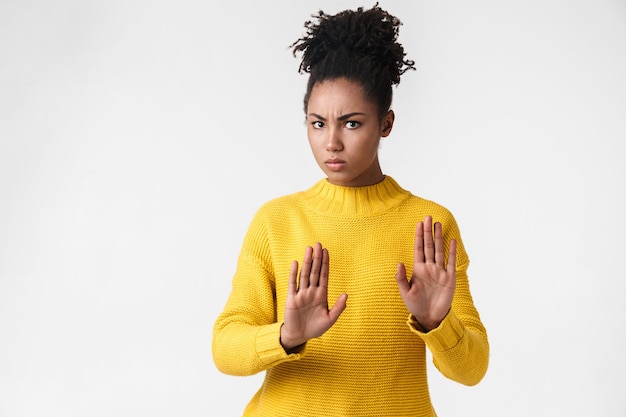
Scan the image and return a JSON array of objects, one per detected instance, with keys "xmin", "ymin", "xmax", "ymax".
[{"xmin": 291, "ymin": 3, "xmax": 415, "ymax": 119}]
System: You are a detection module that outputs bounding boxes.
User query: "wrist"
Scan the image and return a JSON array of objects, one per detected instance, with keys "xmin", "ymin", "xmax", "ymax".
[
  {"xmin": 279, "ymin": 324, "xmax": 305, "ymax": 353},
  {"xmin": 413, "ymin": 317, "xmax": 431, "ymax": 333},
  {"xmin": 411, "ymin": 316, "xmax": 441, "ymax": 333}
]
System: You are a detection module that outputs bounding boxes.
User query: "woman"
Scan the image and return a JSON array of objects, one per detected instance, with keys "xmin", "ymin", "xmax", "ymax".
[{"xmin": 212, "ymin": 5, "xmax": 489, "ymax": 416}]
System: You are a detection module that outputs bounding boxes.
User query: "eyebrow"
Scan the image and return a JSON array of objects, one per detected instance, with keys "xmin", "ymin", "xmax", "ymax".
[{"xmin": 308, "ymin": 112, "xmax": 367, "ymax": 121}]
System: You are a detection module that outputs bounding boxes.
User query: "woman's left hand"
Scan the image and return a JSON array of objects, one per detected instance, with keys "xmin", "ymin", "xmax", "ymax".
[{"xmin": 395, "ymin": 215, "xmax": 457, "ymax": 332}]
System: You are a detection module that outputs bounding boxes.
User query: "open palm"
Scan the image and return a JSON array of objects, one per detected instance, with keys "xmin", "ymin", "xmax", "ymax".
[
  {"xmin": 395, "ymin": 216, "xmax": 457, "ymax": 332},
  {"xmin": 281, "ymin": 243, "xmax": 348, "ymax": 351}
]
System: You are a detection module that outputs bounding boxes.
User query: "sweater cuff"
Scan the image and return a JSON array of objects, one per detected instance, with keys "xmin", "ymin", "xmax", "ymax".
[
  {"xmin": 255, "ymin": 322, "xmax": 305, "ymax": 365},
  {"xmin": 407, "ymin": 310, "xmax": 465, "ymax": 352}
]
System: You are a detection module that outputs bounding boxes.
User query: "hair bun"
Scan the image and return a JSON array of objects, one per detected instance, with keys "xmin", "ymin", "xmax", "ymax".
[{"xmin": 291, "ymin": 4, "xmax": 415, "ymax": 85}]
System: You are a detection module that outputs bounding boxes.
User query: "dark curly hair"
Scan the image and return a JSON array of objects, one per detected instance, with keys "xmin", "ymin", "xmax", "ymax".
[{"xmin": 291, "ymin": 3, "xmax": 415, "ymax": 120}]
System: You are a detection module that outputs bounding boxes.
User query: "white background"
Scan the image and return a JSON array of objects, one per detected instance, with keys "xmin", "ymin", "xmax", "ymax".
[{"xmin": 1, "ymin": 1, "xmax": 625, "ymax": 416}]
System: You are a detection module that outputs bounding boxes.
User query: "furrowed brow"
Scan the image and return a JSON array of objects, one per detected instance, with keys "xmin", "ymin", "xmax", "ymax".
[
  {"xmin": 338, "ymin": 112, "xmax": 366, "ymax": 120},
  {"xmin": 308, "ymin": 113, "xmax": 326, "ymax": 121},
  {"xmin": 307, "ymin": 112, "xmax": 366, "ymax": 121}
]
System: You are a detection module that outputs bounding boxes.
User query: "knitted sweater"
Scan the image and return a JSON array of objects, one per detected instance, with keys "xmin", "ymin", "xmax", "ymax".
[{"xmin": 212, "ymin": 176, "xmax": 489, "ymax": 417}]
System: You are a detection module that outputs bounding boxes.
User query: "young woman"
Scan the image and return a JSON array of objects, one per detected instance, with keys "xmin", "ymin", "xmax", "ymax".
[{"xmin": 212, "ymin": 5, "xmax": 489, "ymax": 416}]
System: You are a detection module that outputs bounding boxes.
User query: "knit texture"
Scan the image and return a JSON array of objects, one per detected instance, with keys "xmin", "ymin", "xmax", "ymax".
[{"xmin": 213, "ymin": 176, "xmax": 489, "ymax": 417}]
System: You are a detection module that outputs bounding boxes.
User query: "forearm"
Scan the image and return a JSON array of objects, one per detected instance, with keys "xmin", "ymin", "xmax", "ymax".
[
  {"xmin": 410, "ymin": 310, "xmax": 489, "ymax": 386},
  {"xmin": 212, "ymin": 320, "xmax": 302, "ymax": 376}
]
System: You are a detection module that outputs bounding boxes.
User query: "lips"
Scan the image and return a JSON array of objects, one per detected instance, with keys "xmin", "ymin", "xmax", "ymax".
[{"xmin": 325, "ymin": 158, "xmax": 346, "ymax": 171}]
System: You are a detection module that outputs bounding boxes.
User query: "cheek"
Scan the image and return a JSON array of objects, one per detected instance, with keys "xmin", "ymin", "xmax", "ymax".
[
  {"xmin": 306, "ymin": 133, "xmax": 325, "ymax": 157},
  {"xmin": 362, "ymin": 135, "xmax": 382, "ymax": 153},
  {"xmin": 306, "ymin": 130, "xmax": 316, "ymax": 145}
]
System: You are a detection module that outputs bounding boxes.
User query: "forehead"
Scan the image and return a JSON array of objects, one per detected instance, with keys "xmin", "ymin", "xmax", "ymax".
[{"xmin": 308, "ymin": 78, "xmax": 376, "ymax": 113}]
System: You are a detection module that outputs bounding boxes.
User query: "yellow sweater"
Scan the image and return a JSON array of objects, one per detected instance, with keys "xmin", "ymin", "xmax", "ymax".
[{"xmin": 213, "ymin": 176, "xmax": 489, "ymax": 417}]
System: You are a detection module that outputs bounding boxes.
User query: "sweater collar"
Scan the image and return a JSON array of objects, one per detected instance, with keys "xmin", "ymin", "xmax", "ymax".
[{"xmin": 300, "ymin": 176, "xmax": 411, "ymax": 217}]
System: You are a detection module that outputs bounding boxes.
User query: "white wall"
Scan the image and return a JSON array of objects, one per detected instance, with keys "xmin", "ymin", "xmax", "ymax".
[{"xmin": 1, "ymin": 1, "xmax": 625, "ymax": 416}]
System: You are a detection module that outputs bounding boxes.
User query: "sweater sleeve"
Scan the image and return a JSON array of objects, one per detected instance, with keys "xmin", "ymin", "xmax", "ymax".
[
  {"xmin": 212, "ymin": 209, "xmax": 305, "ymax": 376},
  {"xmin": 407, "ymin": 289, "xmax": 489, "ymax": 386},
  {"xmin": 407, "ymin": 212, "xmax": 489, "ymax": 386}
]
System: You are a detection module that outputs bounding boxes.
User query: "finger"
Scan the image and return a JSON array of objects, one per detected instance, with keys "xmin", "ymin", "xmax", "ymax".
[
  {"xmin": 309, "ymin": 242, "xmax": 323, "ymax": 287},
  {"xmin": 328, "ymin": 292, "xmax": 348, "ymax": 323},
  {"xmin": 299, "ymin": 246, "xmax": 313, "ymax": 288},
  {"xmin": 423, "ymin": 216, "xmax": 435, "ymax": 263},
  {"xmin": 318, "ymin": 247, "xmax": 330, "ymax": 289},
  {"xmin": 395, "ymin": 263, "xmax": 410, "ymax": 294},
  {"xmin": 447, "ymin": 239, "xmax": 457, "ymax": 273},
  {"xmin": 414, "ymin": 221, "xmax": 425, "ymax": 263},
  {"xmin": 434, "ymin": 221, "xmax": 445, "ymax": 268},
  {"xmin": 288, "ymin": 260, "xmax": 299, "ymax": 294}
]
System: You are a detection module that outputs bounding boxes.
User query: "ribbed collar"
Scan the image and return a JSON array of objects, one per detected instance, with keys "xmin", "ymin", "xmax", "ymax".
[{"xmin": 300, "ymin": 176, "xmax": 412, "ymax": 217}]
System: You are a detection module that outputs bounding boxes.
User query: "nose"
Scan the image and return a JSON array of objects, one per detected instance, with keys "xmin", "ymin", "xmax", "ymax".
[{"xmin": 326, "ymin": 127, "xmax": 343, "ymax": 152}]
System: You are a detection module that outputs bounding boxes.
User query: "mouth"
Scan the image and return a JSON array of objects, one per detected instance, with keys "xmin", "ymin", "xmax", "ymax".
[{"xmin": 325, "ymin": 158, "xmax": 346, "ymax": 171}]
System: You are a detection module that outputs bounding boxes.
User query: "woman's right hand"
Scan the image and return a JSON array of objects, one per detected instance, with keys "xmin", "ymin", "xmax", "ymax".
[{"xmin": 280, "ymin": 242, "xmax": 348, "ymax": 351}]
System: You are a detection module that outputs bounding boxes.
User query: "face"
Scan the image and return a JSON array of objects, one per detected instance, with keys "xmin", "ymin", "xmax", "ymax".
[{"xmin": 306, "ymin": 78, "xmax": 394, "ymax": 187}]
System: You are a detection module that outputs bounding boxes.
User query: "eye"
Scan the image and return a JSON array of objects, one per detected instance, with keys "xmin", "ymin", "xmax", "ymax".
[
  {"xmin": 311, "ymin": 120, "xmax": 324, "ymax": 129},
  {"xmin": 345, "ymin": 120, "xmax": 360, "ymax": 129}
]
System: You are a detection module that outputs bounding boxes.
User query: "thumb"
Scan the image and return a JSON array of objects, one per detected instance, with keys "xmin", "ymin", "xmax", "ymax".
[
  {"xmin": 328, "ymin": 293, "xmax": 348, "ymax": 323},
  {"xmin": 395, "ymin": 263, "xmax": 410, "ymax": 293}
]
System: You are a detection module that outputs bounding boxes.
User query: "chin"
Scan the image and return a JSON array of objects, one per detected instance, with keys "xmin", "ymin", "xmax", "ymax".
[{"xmin": 328, "ymin": 177, "xmax": 357, "ymax": 187}]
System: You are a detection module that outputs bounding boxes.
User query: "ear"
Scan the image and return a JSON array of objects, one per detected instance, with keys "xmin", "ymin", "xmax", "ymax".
[{"xmin": 380, "ymin": 110, "xmax": 395, "ymax": 138}]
